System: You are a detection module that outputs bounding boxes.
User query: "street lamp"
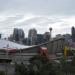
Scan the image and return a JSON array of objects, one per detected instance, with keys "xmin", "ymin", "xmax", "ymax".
[{"xmin": 49, "ymin": 27, "xmax": 52, "ymax": 41}]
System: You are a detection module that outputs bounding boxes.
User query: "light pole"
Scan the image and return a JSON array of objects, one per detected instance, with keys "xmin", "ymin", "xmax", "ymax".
[{"xmin": 49, "ymin": 27, "xmax": 52, "ymax": 41}]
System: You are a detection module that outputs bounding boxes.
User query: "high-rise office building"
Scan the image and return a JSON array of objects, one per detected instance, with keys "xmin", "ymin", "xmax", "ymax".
[
  {"xmin": 8, "ymin": 34, "xmax": 13, "ymax": 41},
  {"xmin": 72, "ymin": 26, "xmax": 75, "ymax": 42},
  {"xmin": 0, "ymin": 34, "xmax": 1, "ymax": 39},
  {"xmin": 28, "ymin": 28, "xmax": 37, "ymax": 45},
  {"xmin": 18, "ymin": 29, "xmax": 25, "ymax": 41},
  {"xmin": 13, "ymin": 28, "xmax": 25, "ymax": 43},
  {"xmin": 13, "ymin": 28, "xmax": 19, "ymax": 41},
  {"xmin": 44, "ymin": 32, "xmax": 50, "ymax": 42},
  {"xmin": 37, "ymin": 34, "xmax": 44, "ymax": 44}
]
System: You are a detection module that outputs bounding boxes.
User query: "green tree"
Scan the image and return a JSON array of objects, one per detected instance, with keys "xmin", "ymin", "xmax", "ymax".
[
  {"xmin": 0, "ymin": 71, "xmax": 5, "ymax": 75},
  {"xmin": 59, "ymin": 56, "xmax": 72, "ymax": 75},
  {"xmin": 29, "ymin": 54, "xmax": 61, "ymax": 75},
  {"xmin": 70, "ymin": 55, "xmax": 75, "ymax": 74},
  {"xmin": 15, "ymin": 62, "xmax": 28, "ymax": 75}
]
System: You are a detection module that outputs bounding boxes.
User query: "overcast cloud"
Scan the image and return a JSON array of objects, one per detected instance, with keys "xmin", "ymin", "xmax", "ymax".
[{"xmin": 0, "ymin": 0, "xmax": 75, "ymax": 38}]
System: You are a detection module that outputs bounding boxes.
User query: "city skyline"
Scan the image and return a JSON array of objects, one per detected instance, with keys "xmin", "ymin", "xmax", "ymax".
[{"xmin": 0, "ymin": 0, "xmax": 75, "ymax": 37}]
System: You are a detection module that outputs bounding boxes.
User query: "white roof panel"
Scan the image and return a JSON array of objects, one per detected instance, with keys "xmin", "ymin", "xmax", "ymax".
[{"xmin": 0, "ymin": 39, "xmax": 32, "ymax": 50}]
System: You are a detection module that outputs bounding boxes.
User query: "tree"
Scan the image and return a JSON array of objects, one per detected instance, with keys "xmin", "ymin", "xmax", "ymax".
[
  {"xmin": 59, "ymin": 56, "xmax": 72, "ymax": 75},
  {"xmin": 29, "ymin": 54, "xmax": 61, "ymax": 75},
  {"xmin": 70, "ymin": 55, "xmax": 75, "ymax": 74},
  {"xmin": 15, "ymin": 62, "xmax": 28, "ymax": 75},
  {"xmin": 0, "ymin": 71, "xmax": 5, "ymax": 75}
]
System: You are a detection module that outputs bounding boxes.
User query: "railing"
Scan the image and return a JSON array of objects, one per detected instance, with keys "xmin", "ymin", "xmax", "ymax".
[
  {"xmin": 15, "ymin": 53, "xmax": 37, "ymax": 56},
  {"xmin": 0, "ymin": 54, "xmax": 12, "ymax": 59},
  {"xmin": 0, "ymin": 53, "xmax": 38, "ymax": 61}
]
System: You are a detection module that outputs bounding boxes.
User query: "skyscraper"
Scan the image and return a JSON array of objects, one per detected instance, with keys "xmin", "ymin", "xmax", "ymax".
[
  {"xmin": 13, "ymin": 28, "xmax": 25, "ymax": 43},
  {"xmin": 37, "ymin": 34, "xmax": 44, "ymax": 44},
  {"xmin": 13, "ymin": 28, "xmax": 19, "ymax": 41},
  {"xmin": 18, "ymin": 29, "xmax": 25, "ymax": 42},
  {"xmin": 0, "ymin": 34, "xmax": 1, "ymax": 39},
  {"xmin": 72, "ymin": 26, "xmax": 75, "ymax": 42},
  {"xmin": 28, "ymin": 28, "xmax": 37, "ymax": 45},
  {"xmin": 44, "ymin": 32, "xmax": 50, "ymax": 42},
  {"xmin": 8, "ymin": 34, "xmax": 13, "ymax": 41}
]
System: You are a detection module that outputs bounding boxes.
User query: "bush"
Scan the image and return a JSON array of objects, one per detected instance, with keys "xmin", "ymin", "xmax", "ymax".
[
  {"xmin": 15, "ymin": 62, "xmax": 28, "ymax": 75},
  {"xmin": 0, "ymin": 71, "xmax": 5, "ymax": 75}
]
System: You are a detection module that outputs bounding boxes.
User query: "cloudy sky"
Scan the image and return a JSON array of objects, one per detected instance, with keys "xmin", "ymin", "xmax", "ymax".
[{"xmin": 0, "ymin": 0, "xmax": 75, "ymax": 38}]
